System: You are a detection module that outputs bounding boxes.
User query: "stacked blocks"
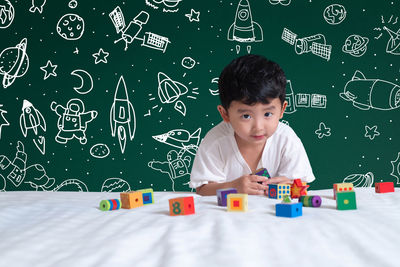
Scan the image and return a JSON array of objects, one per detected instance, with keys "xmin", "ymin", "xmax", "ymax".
[
  {"xmin": 299, "ymin": 195, "xmax": 322, "ymax": 207},
  {"xmin": 99, "ymin": 199, "xmax": 121, "ymax": 211},
  {"xmin": 169, "ymin": 196, "xmax": 195, "ymax": 216},
  {"xmin": 291, "ymin": 179, "xmax": 309, "ymax": 199},
  {"xmin": 276, "ymin": 202, "xmax": 303, "ymax": 218},
  {"xmin": 120, "ymin": 191, "xmax": 143, "ymax": 209},
  {"xmin": 227, "ymin": 193, "xmax": 248, "ymax": 212},
  {"xmin": 268, "ymin": 184, "xmax": 291, "ymax": 200},
  {"xmin": 375, "ymin": 182, "xmax": 394, "ymax": 193},
  {"xmin": 333, "ymin": 183, "xmax": 353, "ymax": 200},
  {"xmin": 137, "ymin": 188, "xmax": 154, "ymax": 204},
  {"xmin": 336, "ymin": 191, "xmax": 357, "ymax": 210},
  {"xmin": 216, "ymin": 188, "xmax": 238, "ymax": 206}
]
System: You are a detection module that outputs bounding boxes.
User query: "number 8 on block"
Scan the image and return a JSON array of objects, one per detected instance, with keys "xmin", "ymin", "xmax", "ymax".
[{"xmin": 168, "ymin": 196, "xmax": 195, "ymax": 216}]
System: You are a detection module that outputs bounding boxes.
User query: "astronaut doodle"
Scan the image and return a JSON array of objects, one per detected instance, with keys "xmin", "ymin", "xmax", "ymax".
[{"xmin": 50, "ymin": 98, "xmax": 98, "ymax": 144}]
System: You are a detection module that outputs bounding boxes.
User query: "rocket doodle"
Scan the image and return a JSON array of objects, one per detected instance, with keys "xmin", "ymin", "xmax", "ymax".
[{"xmin": 110, "ymin": 76, "xmax": 136, "ymax": 154}]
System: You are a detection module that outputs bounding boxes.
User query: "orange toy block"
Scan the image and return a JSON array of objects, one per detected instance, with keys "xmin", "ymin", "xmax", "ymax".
[
  {"xmin": 291, "ymin": 179, "xmax": 309, "ymax": 199},
  {"xmin": 333, "ymin": 183, "xmax": 354, "ymax": 200},
  {"xmin": 120, "ymin": 191, "xmax": 144, "ymax": 209},
  {"xmin": 227, "ymin": 193, "xmax": 248, "ymax": 212},
  {"xmin": 169, "ymin": 196, "xmax": 195, "ymax": 216}
]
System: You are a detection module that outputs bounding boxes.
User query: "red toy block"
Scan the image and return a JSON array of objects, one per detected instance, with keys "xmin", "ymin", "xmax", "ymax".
[
  {"xmin": 375, "ymin": 182, "xmax": 394, "ymax": 193},
  {"xmin": 291, "ymin": 179, "xmax": 309, "ymax": 199},
  {"xmin": 169, "ymin": 196, "xmax": 195, "ymax": 216}
]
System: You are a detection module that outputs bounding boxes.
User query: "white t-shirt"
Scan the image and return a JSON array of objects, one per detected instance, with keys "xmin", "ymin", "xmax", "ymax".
[{"xmin": 189, "ymin": 121, "xmax": 315, "ymax": 189}]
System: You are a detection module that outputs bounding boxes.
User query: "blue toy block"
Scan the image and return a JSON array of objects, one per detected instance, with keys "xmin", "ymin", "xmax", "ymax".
[
  {"xmin": 216, "ymin": 188, "xmax": 238, "ymax": 206},
  {"xmin": 137, "ymin": 188, "xmax": 154, "ymax": 205},
  {"xmin": 276, "ymin": 202, "xmax": 303, "ymax": 218},
  {"xmin": 268, "ymin": 184, "xmax": 291, "ymax": 200}
]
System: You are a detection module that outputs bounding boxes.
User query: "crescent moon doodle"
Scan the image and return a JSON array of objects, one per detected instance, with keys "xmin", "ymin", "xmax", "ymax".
[
  {"xmin": 209, "ymin": 77, "xmax": 219, "ymax": 96},
  {"xmin": 71, "ymin": 69, "xmax": 93, "ymax": 94}
]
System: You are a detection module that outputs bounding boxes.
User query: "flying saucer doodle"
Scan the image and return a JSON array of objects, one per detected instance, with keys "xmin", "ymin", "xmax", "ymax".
[
  {"xmin": 0, "ymin": 38, "xmax": 29, "ymax": 89},
  {"xmin": 323, "ymin": 4, "xmax": 346, "ymax": 25},
  {"xmin": 0, "ymin": 0, "xmax": 14, "ymax": 28},
  {"xmin": 71, "ymin": 69, "xmax": 93, "ymax": 94},
  {"xmin": 342, "ymin": 35, "xmax": 369, "ymax": 57},
  {"xmin": 157, "ymin": 72, "xmax": 188, "ymax": 104},
  {"xmin": 56, "ymin": 13, "xmax": 85, "ymax": 40},
  {"xmin": 383, "ymin": 26, "xmax": 400, "ymax": 55}
]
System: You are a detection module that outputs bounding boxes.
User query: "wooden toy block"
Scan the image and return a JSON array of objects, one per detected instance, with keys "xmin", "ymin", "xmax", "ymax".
[
  {"xmin": 254, "ymin": 168, "xmax": 271, "ymax": 178},
  {"xmin": 227, "ymin": 193, "xmax": 248, "ymax": 212},
  {"xmin": 120, "ymin": 191, "xmax": 143, "ymax": 209},
  {"xmin": 336, "ymin": 191, "xmax": 357, "ymax": 210},
  {"xmin": 216, "ymin": 188, "xmax": 237, "ymax": 206},
  {"xmin": 268, "ymin": 184, "xmax": 291, "ymax": 200},
  {"xmin": 291, "ymin": 179, "xmax": 309, "ymax": 199},
  {"xmin": 333, "ymin": 183, "xmax": 354, "ymax": 200},
  {"xmin": 299, "ymin": 195, "xmax": 322, "ymax": 207},
  {"xmin": 276, "ymin": 202, "xmax": 303, "ymax": 218},
  {"xmin": 375, "ymin": 182, "xmax": 394, "ymax": 193},
  {"xmin": 99, "ymin": 199, "xmax": 121, "ymax": 211},
  {"xmin": 169, "ymin": 196, "xmax": 195, "ymax": 216},
  {"xmin": 137, "ymin": 188, "xmax": 154, "ymax": 204}
]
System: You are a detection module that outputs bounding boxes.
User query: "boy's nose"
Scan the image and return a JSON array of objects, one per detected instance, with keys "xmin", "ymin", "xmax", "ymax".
[{"xmin": 252, "ymin": 119, "xmax": 264, "ymax": 131}]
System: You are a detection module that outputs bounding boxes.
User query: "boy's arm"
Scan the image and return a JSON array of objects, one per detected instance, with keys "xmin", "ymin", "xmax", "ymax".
[{"xmin": 196, "ymin": 175, "xmax": 268, "ymax": 196}]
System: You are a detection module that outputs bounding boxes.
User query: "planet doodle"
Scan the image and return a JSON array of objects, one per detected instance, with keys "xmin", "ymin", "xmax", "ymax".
[
  {"xmin": 56, "ymin": 13, "xmax": 85, "ymax": 40},
  {"xmin": 0, "ymin": 38, "xmax": 29, "ymax": 88},
  {"xmin": 323, "ymin": 4, "xmax": 346, "ymax": 25},
  {"xmin": 0, "ymin": 0, "xmax": 14, "ymax": 28},
  {"xmin": 342, "ymin": 35, "xmax": 369, "ymax": 57}
]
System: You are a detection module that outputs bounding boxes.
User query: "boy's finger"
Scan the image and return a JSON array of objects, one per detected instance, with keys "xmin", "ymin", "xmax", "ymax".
[{"xmin": 251, "ymin": 175, "xmax": 268, "ymax": 182}]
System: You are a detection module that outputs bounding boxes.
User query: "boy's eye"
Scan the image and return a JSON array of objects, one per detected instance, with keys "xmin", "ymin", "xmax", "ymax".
[
  {"xmin": 265, "ymin": 112, "xmax": 272, "ymax": 117},
  {"xmin": 242, "ymin": 114, "xmax": 251, "ymax": 119}
]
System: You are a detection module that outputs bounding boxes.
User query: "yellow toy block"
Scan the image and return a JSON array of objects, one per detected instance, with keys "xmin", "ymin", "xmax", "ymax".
[
  {"xmin": 120, "ymin": 191, "xmax": 143, "ymax": 209},
  {"xmin": 333, "ymin": 183, "xmax": 354, "ymax": 200},
  {"xmin": 227, "ymin": 193, "xmax": 248, "ymax": 212}
]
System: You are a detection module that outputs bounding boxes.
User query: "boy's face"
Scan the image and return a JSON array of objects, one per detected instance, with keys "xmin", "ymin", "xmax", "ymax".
[{"xmin": 218, "ymin": 98, "xmax": 287, "ymax": 146}]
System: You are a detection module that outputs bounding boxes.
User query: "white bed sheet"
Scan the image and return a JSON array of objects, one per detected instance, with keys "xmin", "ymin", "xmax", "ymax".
[{"xmin": 0, "ymin": 188, "xmax": 399, "ymax": 267}]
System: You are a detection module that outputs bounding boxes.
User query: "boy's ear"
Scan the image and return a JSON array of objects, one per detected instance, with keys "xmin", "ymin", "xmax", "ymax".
[
  {"xmin": 279, "ymin": 101, "xmax": 288, "ymax": 119},
  {"xmin": 217, "ymin": 105, "xmax": 230, "ymax": 122}
]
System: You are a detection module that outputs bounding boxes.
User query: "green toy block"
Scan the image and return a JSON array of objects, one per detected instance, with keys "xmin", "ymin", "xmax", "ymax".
[
  {"xmin": 137, "ymin": 188, "xmax": 154, "ymax": 205},
  {"xmin": 336, "ymin": 191, "xmax": 357, "ymax": 210}
]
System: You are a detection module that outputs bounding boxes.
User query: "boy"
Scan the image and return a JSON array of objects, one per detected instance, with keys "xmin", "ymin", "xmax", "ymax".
[{"xmin": 189, "ymin": 54, "xmax": 315, "ymax": 196}]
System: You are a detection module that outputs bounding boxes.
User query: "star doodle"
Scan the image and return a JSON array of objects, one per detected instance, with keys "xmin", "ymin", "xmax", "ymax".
[
  {"xmin": 364, "ymin": 125, "xmax": 380, "ymax": 140},
  {"xmin": 185, "ymin": 9, "xmax": 200, "ymax": 22},
  {"xmin": 40, "ymin": 60, "xmax": 58, "ymax": 80},
  {"xmin": 315, "ymin": 122, "xmax": 331, "ymax": 139},
  {"xmin": 0, "ymin": 104, "xmax": 10, "ymax": 139},
  {"xmin": 92, "ymin": 48, "xmax": 109, "ymax": 64}
]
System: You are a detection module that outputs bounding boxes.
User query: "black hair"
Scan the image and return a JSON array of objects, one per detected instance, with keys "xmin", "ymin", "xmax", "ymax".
[{"xmin": 218, "ymin": 54, "xmax": 286, "ymax": 110}]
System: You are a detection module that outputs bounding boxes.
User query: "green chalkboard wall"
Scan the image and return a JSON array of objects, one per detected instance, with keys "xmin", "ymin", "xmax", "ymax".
[{"xmin": 1, "ymin": 0, "xmax": 399, "ymax": 192}]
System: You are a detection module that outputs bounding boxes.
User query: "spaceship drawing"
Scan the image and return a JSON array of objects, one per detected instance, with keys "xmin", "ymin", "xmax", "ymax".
[
  {"xmin": 340, "ymin": 70, "xmax": 400, "ymax": 110},
  {"xmin": 157, "ymin": 72, "xmax": 188, "ymax": 104},
  {"xmin": 383, "ymin": 26, "xmax": 400, "ymax": 55},
  {"xmin": 152, "ymin": 128, "xmax": 201, "ymax": 155},
  {"xmin": 19, "ymin": 99, "xmax": 46, "ymax": 137},
  {"xmin": 0, "ymin": 38, "xmax": 29, "ymax": 88}
]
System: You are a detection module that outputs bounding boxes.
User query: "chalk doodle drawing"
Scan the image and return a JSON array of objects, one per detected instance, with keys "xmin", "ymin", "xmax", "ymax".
[
  {"xmin": 110, "ymin": 7, "xmax": 170, "ymax": 52},
  {"xmin": 228, "ymin": 0, "xmax": 263, "ymax": 54},
  {"xmin": 145, "ymin": 0, "xmax": 183, "ymax": 13},
  {"xmin": 110, "ymin": 76, "xmax": 136, "ymax": 154},
  {"xmin": 390, "ymin": 152, "xmax": 400, "ymax": 184},
  {"xmin": 342, "ymin": 172, "xmax": 374, "ymax": 187},
  {"xmin": 152, "ymin": 128, "xmax": 201, "ymax": 156},
  {"xmin": 70, "ymin": 69, "xmax": 93, "ymax": 95},
  {"xmin": 51, "ymin": 98, "xmax": 98, "ymax": 144},
  {"xmin": 185, "ymin": 9, "xmax": 200, "ymax": 22},
  {"xmin": 56, "ymin": 13, "xmax": 85, "ymax": 40},
  {"xmin": 269, "ymin": 0, "xmax": 291, "ymax": 6},
  {"xmin": 373, "ymin": 15, "xmax": 398, "ymax": 41},
  {"xmin": 19, "ymin": 100, "xmax": 46, "ymax": 154},
  {"xmin": 340, "ymin": 70, "xmax": 400, "ymax": 111},
  {"xmin": 323, "ymin": 4, "xmax": 346, "ymax": 25},
  {"xmin": 284, "ymin": 80, "xmax": 327, "ymax": 114},
  {"xmin": 29, "ymin": 0, "xmax": 46, "ymax": 14},
  {"xmin": 0, "ymin": 38, "xmax": 29, "ymax": 88},
  {"xmin": 92, "ymin": 48, "xmax": 109, "ymax": 64},
  {"xmin": 0, "ymin": 0, "xmax": 14, "ymax": 29},
  {"xmin": 383, "ymin": 26, "xmax": 400, "ymax": 55},
  {"xmin": 314, "ymin": 122, "xmax": 331, "ymax": 139},
  {"xmin": 156, "ymin": 72, "xmax": 189, "ymax": 115},
  {"xmin": 181, "ymin": 56, "xmax": 196, "ymax": 69},
  {"xmin": 282, "ymin": 28, "xmax": 331, "ymax": 61},
  {"xmin": 209, "ymin": 77, "xmax": 219, "ymax": 96},
  {"xmin": 364, "ymin": 125, "xmax": 380, "ymax": 140},
  {"xmin": 148, "ymin": 149, "xmax": 192, "ymax": 191},
  {"xmin": 90, "ymin": 143, "xmax": 110, "ymax": 159},
  {"xmin": 68, "ymin": 0, "xmax": 78, "ymax": 9},
  {"xmin": 342, "ymin": 34, "xmax": 369, "ymax": 57},
  {"xmin": 101, "ymin": 177, "xmax": 131, "ymax": 192},
  {"xmin": 40, "ymin": 60, "xmax": 57, "ymax": 80},
  {"xmin": 0, "ymin": 104, "xmax": 9, "ymax": 139}
]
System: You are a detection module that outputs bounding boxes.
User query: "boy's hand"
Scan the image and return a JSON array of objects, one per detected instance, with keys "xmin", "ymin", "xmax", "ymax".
[
  {"xmin": 231, "ymin": 174, "xmax": 268, "ymax": 195},
  {"xmin": 263, "ymin": 176, "xmax": 292, "ymax": 197}
]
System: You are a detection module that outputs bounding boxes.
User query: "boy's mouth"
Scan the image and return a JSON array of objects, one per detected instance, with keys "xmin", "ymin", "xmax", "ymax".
[{"xmin": 251, "ymin": 135, "xmax": 265, "ymax": 140}]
